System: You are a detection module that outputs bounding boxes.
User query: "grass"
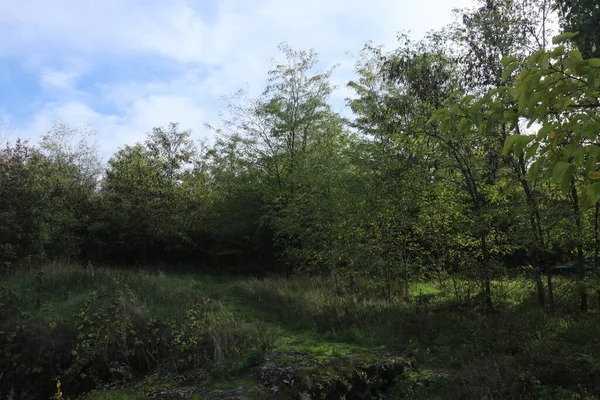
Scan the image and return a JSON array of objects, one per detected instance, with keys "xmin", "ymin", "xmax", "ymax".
[
  {"xmin": 2, "ymin": 264, "xmax": 600, "ymax": 399},
  {"xmin": 235, "ymin": 275, "xmax": 600, "ymax": 398},
  {"xmin": 2, "ymin": 263, "xmax": 243, "ymax": 325},
  {"xmin": 82, "ymin": 389, "xmax": 147, "ymax": 400}
]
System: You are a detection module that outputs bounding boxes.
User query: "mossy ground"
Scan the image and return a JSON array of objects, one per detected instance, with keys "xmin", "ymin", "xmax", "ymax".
[{"xmin": 2, "ymin": 264, "xmax": 600, "ymax": 399}]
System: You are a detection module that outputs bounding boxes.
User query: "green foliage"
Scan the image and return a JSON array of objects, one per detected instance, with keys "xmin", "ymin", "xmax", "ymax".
[
  {"xmin": 95, "ymin": 122, "xmax": 211, "ymax": 266},
  {"xmin": 453, "ymin": 0, "xmax": 554, "ymax": 88},
  {"xmin": 555, "ymin": 0, "xmax": 600, "ymax": 58},
  {"xmin": 207, "ymin": 44, "xmax": 350, "ymax": 273},
  {"xmin": 238, "ymin": 274, "xmax": 600, "ymax": 398},
  {"xmin": 500, "ymin": 33, "xmax": 600, "ymax": 208},
  {"xmin": 4, "ymin": 264, "xmax": 600, "ymax": 398},
  {"xmin": 0, "ymin": 265, "xmax": 272, "ymax": 399},
  {"xmin": 0, "ymin": 140, "xmax": 50, "ymax": 271},
  {"xmin": 5, "ymin": 6, "xmax": 600, "ymax": 399}
]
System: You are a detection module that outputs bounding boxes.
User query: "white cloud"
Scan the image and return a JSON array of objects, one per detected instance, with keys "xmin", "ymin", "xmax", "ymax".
[
  {"xmin": 15, "ymin": 101, "xmax": 104, "ymax": 140},
  {"xmin": 40, "ymin": 70, "xmax": 77, "ymax": 89},
  {"xmin": 0, "ymin": 0, "xmax": 475, "ymax": 156},
  {"xmin": 37, "ymin": 58, "xmax": 90, "ymax": 90},
  {"xmin": 0, "ymin": 0, "xmax": 211, "ymax": 63}
]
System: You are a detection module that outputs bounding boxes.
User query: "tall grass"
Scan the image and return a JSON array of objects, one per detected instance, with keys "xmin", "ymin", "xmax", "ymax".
[
  {"xmin": 0, "ymin": 263, "xmax": 270, "ymax": 399},
  {"xmin": 3, "ymin": 264, "xmax": 600, "ymax": 399},
  {"xmin": 236, "ymin": 275, "xmax": 600, "ymax": 398}
]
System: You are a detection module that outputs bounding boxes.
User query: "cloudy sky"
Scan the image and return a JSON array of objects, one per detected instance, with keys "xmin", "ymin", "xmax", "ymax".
[{"xmin": 0, "ymin": 0, "xmax": 474, "ymax": 158}]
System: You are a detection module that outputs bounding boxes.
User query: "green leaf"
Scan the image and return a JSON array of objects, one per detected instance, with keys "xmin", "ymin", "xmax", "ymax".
[
  {"xmin": 502, "ymin": 135, "xmax": 534, "ymax": 157},
  {"xmin": 458, "ymin": 118, "xmax": 470, "ymax": 133},
  {"xmin": 502, "ymin": 56, "xmax": 519, "ymax": 67},
  {"xmin": 587, "ymin": 182, "xmax": 600, "ymax": 204},
  {"xmin": 541, "ymin": 53, "xmax": 550, "ymax": 70},
  {"xmin": 581, "ymin": 122, "xmax": 600, "ymax": 140},
  {"xmin": 518, "ymin": 90, "xmax": 528, "ymax": 112},
  {"xmin": 589, "ymin": 70, "xmax": 598, "ymax": 92},
  {"xmin": 552, "ymin": 160, "xmax": 571, "ymax": 183},
  {"xmin": 515, "ymin": 136, "xmax": 534, "ymax": 158},
  {"xmin": 561, "ymin": 164, "xmax": 575, "ymax": 194},
  {"xmin": 588, "ymin": 144, "xmax": 600, "ymax": 158},
  {"xmin": 574, "ymin": 146, "xmax": 586, "ymax": 165},
  {"xmin": 536, "ymin": 123, "xmax": 554, "ymax": 140},
  {"xmin": 502, "ymin": 135, "xmax": 520, "ymax": 156},
  {"xmin": 502, "ymin": 62, "xmax": 520, "ymax": 81},
  {"xmin": 528, "ymin": 158, "xmax": 544, "ymax": 181},
  {"xmin": 526, "ymin": 49, "xmax": 545, "ymax": 67},
  {"xmin": 551, "ymin": 46, "xmax": 565, "ymax": 57},
  {"xmin": 563, "ymin": 57, "xmax": 576, "ymax": 72},
  {"xmin": 461, "ymin": 95, "xmax": 475, "ymax": 105},
  {"xmin": 525, "ymin": 142, "xmax": 540, "ymax": 158},
  {"xmin": 586, "ymin": 154, "xmax": 598, "ymax": 173},
  {"xmin": 569, "ymin": 49, "xmax": 583, "ymax": 61},
  {"xmin": 588, "ymin": 58, "xmax": 600, "ymax": 68},
  {"xmin": 552, "ymin": 32, "xmax": 578, "ymax": 45}
]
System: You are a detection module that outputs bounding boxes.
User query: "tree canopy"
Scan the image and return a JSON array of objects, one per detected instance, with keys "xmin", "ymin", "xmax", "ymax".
[{"xmin": 2, "ymin": 0, "xmax": 600, "ymax": 312}]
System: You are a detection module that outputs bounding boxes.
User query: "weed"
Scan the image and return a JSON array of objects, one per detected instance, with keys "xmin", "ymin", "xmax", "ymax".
[{"xmin": 3, "ymin": 264, "xmax": 600, "ymax": 399}]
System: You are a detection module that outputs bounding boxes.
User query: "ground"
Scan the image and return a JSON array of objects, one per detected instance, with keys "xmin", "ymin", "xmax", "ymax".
[{"xmin": 2, "ymin": 265, "xmax": 600, "ymax": 399}]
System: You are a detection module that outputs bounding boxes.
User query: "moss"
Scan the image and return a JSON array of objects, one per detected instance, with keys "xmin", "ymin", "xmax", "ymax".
[
  {"xmin": 281, "ymin": 356, "xmax": 300, "ymax": 365},
  {"xmin": 82, "ymin": 389, "xmax": 146, "ymax": 400},
  {"xmin": 297, "ymin": 365, "xmax": 334, "ymax": 376},
  {"xmin": 212, "ymin": 379, "xmax": 253, "ymax": 390}
]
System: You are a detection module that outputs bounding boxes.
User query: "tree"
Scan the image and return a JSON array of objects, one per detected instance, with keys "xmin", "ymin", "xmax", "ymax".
[
  {"xmin": 346, "ymin": 40, "xmax": 443, "ymax": 300},
  {"xmin": 428, "ymin": 0, "xmax": 559, "ymax": 310},
  {"xmin": 204, "ymin": 133, "xmax": 273, "ymax": 271},
  {"xmin": 555, "ymin": 0, "xmax": 600, "ymax": 58},
  {"xmin": 209, "ymin": 43, "xmax": 348, "ymax": 273},
  {"xmin": 96, "ymin": 123, "xmax": 206, "ymax": 266},
  {"xmin": 500, "ymin": 33, "xmax": 600, "ymax": 310},
  {"xmin": 37, "ymin": 123, "xmax": 102, "ymax": 261},
  {"xmin": 0, "ymin": 140, "xmax": 49, "ymax": 272}
]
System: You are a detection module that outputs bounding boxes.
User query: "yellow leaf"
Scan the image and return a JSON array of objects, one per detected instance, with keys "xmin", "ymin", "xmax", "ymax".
[{"xmin": 588, "ymin": 171, "xmax": 600, "ymax": 180}]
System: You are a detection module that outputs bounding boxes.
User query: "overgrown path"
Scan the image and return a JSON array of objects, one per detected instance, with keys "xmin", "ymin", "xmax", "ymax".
[
  {"xmin": 138, "ymin": 276, "xmax": 413, "ymax": 399},
  {"xmin": 4, "ymin": 267, "xmax": 600, "ymax": 399}
]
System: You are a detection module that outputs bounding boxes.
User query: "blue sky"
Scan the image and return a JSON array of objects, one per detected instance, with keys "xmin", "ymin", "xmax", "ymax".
[{"xmin": 0, "ymin": 0, "xmax": 473, "ymax": 158}]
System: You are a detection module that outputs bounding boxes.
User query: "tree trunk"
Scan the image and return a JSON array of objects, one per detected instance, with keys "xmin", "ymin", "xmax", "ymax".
[
  {"xmin": 515, "ymin": 154, "xmax": 548, "ymax": 309},
  {"xmin": 387, "ymin": 263, "xmax": 392, "ymax": 304},
  {"xmin": 594, "ymin": 202, "xmax": 600, "ymax": 269},
  {"xmin": 481, "ymin": 232, "xmax": 493, "ymax": 313},
  {"xmin": 535, "ymin": 272, "xmax": 546, "ymax": 308},
  {"xmin": 403, "ymin": 265, "xmax": 410, "ymax": 303},
  {"xmin": 571, "ymin": 181, "xmax": 588, "ymax": 312},
  {"xmin": 547, "ymin": 268, "xmax": 555, "ymax": 314},
  {"xmin": 437, "ymin": 258, "xmax": 445, "ymax": 288}
]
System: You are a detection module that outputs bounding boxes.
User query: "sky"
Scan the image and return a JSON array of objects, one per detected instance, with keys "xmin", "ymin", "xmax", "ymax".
[{"xmin": 0, "ymin": 0, "xmax": 474, "ymax": 159}]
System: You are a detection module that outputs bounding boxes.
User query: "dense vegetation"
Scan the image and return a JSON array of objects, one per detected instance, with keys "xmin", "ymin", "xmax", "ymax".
[
  {"xmin": 3, "ymin": 265, "xmax": 600, "ymax": 399},
  {"xmin": 2, "ymin": 0, "xmax": 600, "ymax": 398}
]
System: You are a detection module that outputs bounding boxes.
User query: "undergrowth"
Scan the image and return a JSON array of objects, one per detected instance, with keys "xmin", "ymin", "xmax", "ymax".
[
  {"xmin": 2, "ymin": 264, "xmax": 600, "ymax": 399},
  {"xmin": 0, "ymin": 264, "xmax": 271, "ymax": 399},
  {"xmin": 237, "ymin": 275, "xmax": 600, "ymax": 399}
]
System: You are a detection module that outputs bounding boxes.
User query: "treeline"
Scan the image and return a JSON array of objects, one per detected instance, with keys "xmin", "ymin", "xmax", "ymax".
[{"xmin": 2, "ymin": 0, "xmax": 600, "ymax": 307}]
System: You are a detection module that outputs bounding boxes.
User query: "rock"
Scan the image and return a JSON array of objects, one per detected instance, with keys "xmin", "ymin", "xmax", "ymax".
[
  {"xmin": 147, "ymin": 350, "xmax": 410, "ymax": 399},
  {"xmin": 149, "ymin": 385, "xmax": 250, "ymax": 399},
  {"xmin": 256, "ymin": 351, "xmax": 410, "ymax": 399}
]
